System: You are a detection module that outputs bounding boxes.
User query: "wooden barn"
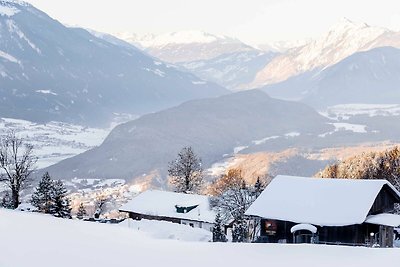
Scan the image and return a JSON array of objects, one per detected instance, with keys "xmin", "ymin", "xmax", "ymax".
[
  {"xmin": 119, "ymin": 190, "xmax": 217, "ymax": 231},
  {"xmin": 245, "ymin": 175, "xmax": 400, "ymax": 247}
]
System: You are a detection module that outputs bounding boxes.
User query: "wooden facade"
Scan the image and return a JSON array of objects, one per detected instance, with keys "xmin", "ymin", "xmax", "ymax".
[{"xmin": 253, "ymin": 184, "xmax": 400, "ymax": 247}]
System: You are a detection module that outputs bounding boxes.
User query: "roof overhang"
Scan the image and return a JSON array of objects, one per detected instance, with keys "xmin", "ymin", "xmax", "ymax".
[{"xmin": 365, "ymin": 213, "xmax": 400, "ymax": 227}]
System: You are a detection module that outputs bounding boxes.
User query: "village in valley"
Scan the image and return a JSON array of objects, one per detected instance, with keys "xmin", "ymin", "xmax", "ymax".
[{"xmin": 1, "ymin": 0, "xmax": 400, "ymax": 266}]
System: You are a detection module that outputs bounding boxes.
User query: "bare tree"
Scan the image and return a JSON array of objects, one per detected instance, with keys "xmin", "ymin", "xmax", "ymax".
[
  {"xmin": 0, "ymin": 131, "xmax": 37, "ymax": 209},
  {"xmin": 93, "ymin": 195, "xmax": 109, "ymax": 219},
  {"xmin": 168, "ymin": 146, "xmax": 204, "ymax": 194}
]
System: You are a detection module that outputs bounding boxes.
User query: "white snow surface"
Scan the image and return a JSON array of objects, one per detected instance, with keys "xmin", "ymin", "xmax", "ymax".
[
  {"xmin": 0, "ymin": 50, "xmax": 20, "ymax": 64},
  {"xmin": 119, "ymin": 218, "xmax": 212, "ymax": 242},
  {"xmin": 245, "ymin": 175, "xmax": 400, "ymax": 226},
  {"xmin": 0, "ymin": 118, "xmax": 110, "ymax": 168},
  {"xmin": 119, "ymin": 190, "xmax": 216, "ymax": 223},
  {"xmin": 1, "ymin": 209, "xmax": 400, "ymax": 267},
  {"xmin": 0, "ymin": 2, "xmax": 19, "ymax": 17},
  {"xmin": 290, "ymin": 223, "xmax": 317, "ymax": 234},
  {"xmin": 332, "ymin": 123, "xmax": 367, "ymax": 133},
  {"xmin": 365, "ymin": 213, "xmax": 400, "ymax": 227},
  {"xmin": 322, "ymin": 104, "xmax": 400, "ymax": 120},
  {"xmin": 117, "ymin": 31, "xmax": 237, "ymax": 48}
]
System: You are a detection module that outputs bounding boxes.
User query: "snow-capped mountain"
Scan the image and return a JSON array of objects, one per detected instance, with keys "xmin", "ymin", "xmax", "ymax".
[
  {"xmin": 263, "ymin": 46, "xmax": 400, "ymax": 108},
  {"xmin": 180, "ymin": 50, "xmax": 278, "ymax": 90},
  {"xmin": 0, "ymin": 1, "xmax": 227, "ymax": 126},
  {"xmin": 246, "ymin": 18, "xmax": 400, "ymax": 88},
  {"xmin": 117, "ymin": 31, "xmax": 254, "ymax": 63},
  {"xmin": 256, "ymin": 39, "xmax": 309, "ymax": 53}
]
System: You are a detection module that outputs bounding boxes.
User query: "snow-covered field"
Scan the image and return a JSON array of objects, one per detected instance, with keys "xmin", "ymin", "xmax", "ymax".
[
  {"xmin": 0, "ymin": 209, "xmax": 399, "ymax": 267},
  {"xmin": 321, "ymin": 104, "xmax": 400, "ymax": 120},
  {"xmin": 0, "ymin": 118, "xmax": 111, "ymax": 168}
]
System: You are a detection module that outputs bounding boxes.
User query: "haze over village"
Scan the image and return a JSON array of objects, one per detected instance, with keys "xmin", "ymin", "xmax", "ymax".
[{"xmin": 1, "ymin": 0, "xmax": 400, "ymax": 266}]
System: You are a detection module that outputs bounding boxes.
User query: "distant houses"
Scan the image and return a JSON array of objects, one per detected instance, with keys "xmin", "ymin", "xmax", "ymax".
[
  {"xmin": 119, "ymin": 190, "xmax": 218, "ymax": 231},
  {"xmin": 245, "ymin": 175, "xmax": 400, "ymax": 247}
]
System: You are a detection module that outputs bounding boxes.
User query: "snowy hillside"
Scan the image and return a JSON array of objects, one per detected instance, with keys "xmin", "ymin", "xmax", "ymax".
[
  {"xmin": 248, "ymin": 18, "xmax": 400, "ymax": 88},
  {"xmin": 0, "ymin": 1, "xmax": 227, "ymax": 126},
  {"xmin": 180, "ymin": 50, "xmax": 278, "ymax": 90},
  {"xmin": 117, "ymin": 30, "xmax": 254, "ymax": 63},
  {"xmin": 0, "ymin": 118, "xmax": 110, "ymax": 168},
  {"xmin": 0, "ymin": 210, "xmax": 399, "ymax": 267}
]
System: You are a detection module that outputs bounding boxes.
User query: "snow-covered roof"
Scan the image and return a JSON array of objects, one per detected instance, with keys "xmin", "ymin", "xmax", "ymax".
[
  {"xmin": 290, "ymin": 224, "xmax": 317, "ymax": 234},
  {"xmin": 365, "ymin": 213, "xmax": 400, "ymax": 227},
  {"xmin": 119, "ymin": 190, "xmax": 216, "ymax": 224},
  {"xmin": 245, "ymin": 175, "xmax": 400, "ymax": 226}
]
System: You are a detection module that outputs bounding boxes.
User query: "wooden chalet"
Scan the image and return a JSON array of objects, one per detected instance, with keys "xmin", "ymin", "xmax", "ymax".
[
  {"xmin": 245, "ymin": 175, "xmax": 400, "ymax": 247},
  {"xmin": 119, "ymin": 190, "xmax": 217, "ymax": 231}
]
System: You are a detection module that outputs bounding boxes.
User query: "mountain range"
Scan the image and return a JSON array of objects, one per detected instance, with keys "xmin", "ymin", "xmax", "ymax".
[
  {"xmin": 246, "ymin": 18, "xmax": 400, "ymax": 88},
  {"xmin": 116, "ymin": 31, "xmax": 254, "ymax": 63},
  {"xmin": 0, "ymin": 1, "xmax": 227, "ymax": 126},
  {"xmin": 42, "ymin": 90, "xmax": 333, "ymax": 183},
  {"xmin": 263, "ymin": 46, "xmax": 400, "ymax": 108}
]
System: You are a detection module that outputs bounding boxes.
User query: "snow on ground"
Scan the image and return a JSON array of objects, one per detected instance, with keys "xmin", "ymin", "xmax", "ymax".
[
  {"xmin": 252, "ymin": 135, "xmax": 280, "ymax": 145},
  {"xmin": 332, "ymin": 122, "xmax": 367, "ymax": 133},
  {"xmin": 0, "ymin": 118, "xmax": 111, "ymax": 168},
  {"xmin": 207, "ymin": 156, "xmax": 244, "ymax": 177},
  {"xmin": 233, "ymin": 145, "xmax": 248, "ymax": 154},
  {"xmin": 119, "ymin": 218, "xmax": 211, "ymax": 242},
  {"xmin": 319, "ymin": 122, "xmax": 367, "ymax": 137},
  {"xmin": 0, "ymin": 50, "xmax": 20, "ymax": 64},
  {"xmin": 0, "ymin": 209, "xmax": 399, "ymax": 267},
  {"xmin": 321, "ymin": 104, "xmax": 400, "ymax": 120},
  {"xmin": 0, "ymin": 3, "xmax": 19, "ymax": 17}
]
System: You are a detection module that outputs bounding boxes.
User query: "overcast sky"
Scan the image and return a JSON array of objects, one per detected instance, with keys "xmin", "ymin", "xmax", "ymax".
[{"xmin": 24, "ymin": 0, "xmax": 400, "ymax": 45}]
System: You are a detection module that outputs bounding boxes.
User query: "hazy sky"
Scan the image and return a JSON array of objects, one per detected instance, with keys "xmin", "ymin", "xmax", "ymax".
[{"xmin": 24, "ymin": 0, "xmax": 400, "ymax": 45}]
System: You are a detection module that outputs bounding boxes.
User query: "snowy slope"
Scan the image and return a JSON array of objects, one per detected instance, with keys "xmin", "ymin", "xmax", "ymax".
[
  {"xmin": 0, "ymin": 118, "xmax": 110, "ymax": 168},
  {"xmin": 263, "ymin": 46, "xmax": 400, "ymax": 108},
  {"xmin": 180, "ymin": 50, "xmax": 278, "ymax": 90},
  {"xmin": 248, "ymin": 18, "xmax": 400, "ymax": 88},
  {"xmin": 0, "ymin": 209, "xmax": 399, "ymax": 267},
  {"xmin": 118, "ymin": 30, "xmax": 254, "ymax": 63},
  {"xmin": 0, "ymin": 1, "xmax": 227, "ymax": 126}
]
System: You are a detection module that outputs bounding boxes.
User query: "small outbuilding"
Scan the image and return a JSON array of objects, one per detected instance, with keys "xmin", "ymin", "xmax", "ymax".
[
  {"xmin": 119, "ymin": 190, "xmax": 217, "ymax": 231},
  {"xmin": 245, "ymin": 175, "xmax": 400, "ymax": 247}
]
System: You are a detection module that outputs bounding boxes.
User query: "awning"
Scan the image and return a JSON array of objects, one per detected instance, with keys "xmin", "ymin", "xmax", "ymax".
[
  {"xmin": 365, "ymin": 213, "xmax": 400, "ymax": 227},
  {"xmin": 290, "ymin": 223, "xmax": 317, "ymax": 234}
]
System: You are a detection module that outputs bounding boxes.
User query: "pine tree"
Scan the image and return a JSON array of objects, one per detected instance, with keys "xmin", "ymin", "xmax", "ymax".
[
  {"xmin": 232, "ymin": 216, "xmax": 248, "ymax": 243},
  {"xmin": 253, "ymin": 177, "xmax": 265, "ymax": 197},
  {"xmin": 31, "ymin": 172, "xmax": 55, "ymax": 213},
  {"xmin": 212, "ymin": 211, "xmax": 227, "ymax": 242},
  {"xmin": 76, "ymin": 203, "xmax": 87, "ymax": 220},
  {"xmin": 1, "ymin": 191, "xmax": 13, "ymax": 209},
  {"xmin": 51, "ymin": 180, "xmax": 71, "ymax": 219}
]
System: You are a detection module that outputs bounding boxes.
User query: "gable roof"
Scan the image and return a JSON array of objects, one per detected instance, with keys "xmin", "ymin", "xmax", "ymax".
[
  {"xmin": 119, "ymin": 190, "xmax": 216, "ymax": 224},
  {"xmin": 245, "ymin": 175, "xmax": 400, "ymax": 226}
]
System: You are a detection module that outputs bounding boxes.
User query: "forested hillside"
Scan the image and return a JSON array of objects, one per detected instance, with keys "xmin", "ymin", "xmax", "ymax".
[{"xmin": 317, "ymin": 147, "xmax": 400, "ymax": 190}]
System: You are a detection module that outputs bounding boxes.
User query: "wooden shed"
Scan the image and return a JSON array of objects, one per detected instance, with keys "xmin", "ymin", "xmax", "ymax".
[{"xmin": 245, "ymin": 175, "xmax": 400, "ymax": 247}]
